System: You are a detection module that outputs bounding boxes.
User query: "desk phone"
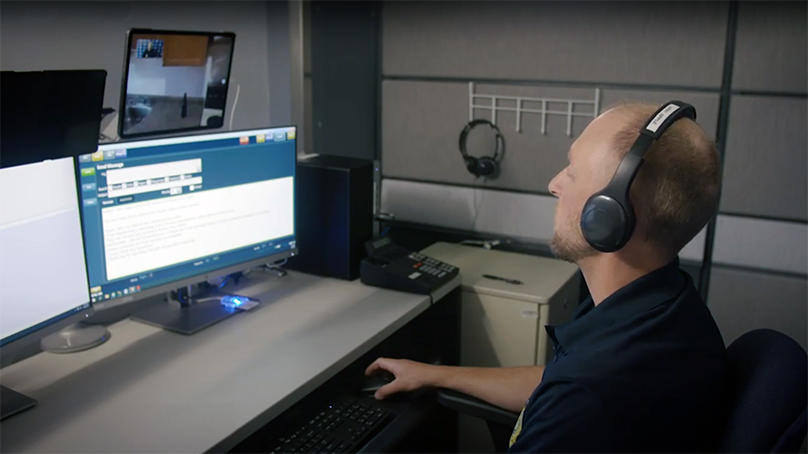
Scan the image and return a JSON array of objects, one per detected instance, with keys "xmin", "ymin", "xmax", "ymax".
[{"xmin": 359, "ymin": 237, "xmax": 459, "ymax": 295}]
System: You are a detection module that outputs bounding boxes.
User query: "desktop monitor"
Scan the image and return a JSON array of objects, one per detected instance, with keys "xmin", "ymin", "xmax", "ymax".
[
  {"xmin": 77, "ymin": 126, "xmax": 297, "ymax": 334},
  {"xmin": 0, "ymin": 70, "xmax": 106, "ymax": 168},
  {"xmin": 119, "ymin": 29, "xmax": 236, "ymax": 139},
  {"xmin": 0, "ymin": 157, "xmax": 107, "ymax": 420}
]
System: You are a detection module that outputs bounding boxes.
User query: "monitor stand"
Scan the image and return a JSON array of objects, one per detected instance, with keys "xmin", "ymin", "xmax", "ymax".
[
  {"xmin": 130, "ymin": 287, "xmax": 248, "ymax": 335},
  {"xmin": 0, "ymin": 385, "xmax": 37, "ymax": 420},
  {"xmin": 40, "ymin": 323, "xmax": 111, "ymax": 354}
]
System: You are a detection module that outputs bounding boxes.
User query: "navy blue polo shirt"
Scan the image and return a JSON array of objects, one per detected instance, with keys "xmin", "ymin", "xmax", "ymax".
[{"xmin": 508, "ymin": 259, "xmax": 727, "ymax": 453}]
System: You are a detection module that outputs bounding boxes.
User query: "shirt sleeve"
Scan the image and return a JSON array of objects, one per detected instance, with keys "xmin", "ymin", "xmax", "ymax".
[{"xmin": 507, "ymin": 378, "xmax": 614, "ymax": 453}]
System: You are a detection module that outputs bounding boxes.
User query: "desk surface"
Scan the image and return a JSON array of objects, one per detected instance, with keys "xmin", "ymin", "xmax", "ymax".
[{"xmin": 0, "ymin": 271, "xmax": 459, "ymax": 453}]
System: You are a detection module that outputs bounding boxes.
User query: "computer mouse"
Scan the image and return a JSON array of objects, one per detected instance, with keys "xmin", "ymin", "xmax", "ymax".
[{"xmin": 360, "ymin": 371, "xmax": 396, "ymax": 395}]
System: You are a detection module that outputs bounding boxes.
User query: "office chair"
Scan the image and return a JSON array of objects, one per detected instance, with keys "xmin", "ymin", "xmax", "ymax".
[
  {"xmin": 717, "ymin": 328, "xmax": 808, "ymax": 453},
  {"xmin": 437, "ymin": 329, "xmax": 808, "ymax": 453}
]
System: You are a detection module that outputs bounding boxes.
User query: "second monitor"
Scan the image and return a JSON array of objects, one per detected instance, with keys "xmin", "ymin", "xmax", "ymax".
[{"xmin": 77, "ymin": 126, "xmax": 297, "ymax": 333}]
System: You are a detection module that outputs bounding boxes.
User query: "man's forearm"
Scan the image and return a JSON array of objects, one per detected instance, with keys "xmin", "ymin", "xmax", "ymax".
[{"xmin": 428, "ymin": 365, "xmax": 545, "ymax": 412}]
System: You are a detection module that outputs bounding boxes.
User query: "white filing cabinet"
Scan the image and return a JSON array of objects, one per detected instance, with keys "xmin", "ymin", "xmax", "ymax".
[
  {"xmin": 421, "ymin": 242, "xmax": 582, "ymax": 453},
  {"xmin": 422, "ymin": 242, "xmax": 581, "ymax": 368}
]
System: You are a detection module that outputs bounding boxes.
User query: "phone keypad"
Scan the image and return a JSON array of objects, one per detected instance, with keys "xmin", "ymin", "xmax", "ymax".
[{"xmin": 408, "ymin": 253, "xmax": 456, "ymax": 279}]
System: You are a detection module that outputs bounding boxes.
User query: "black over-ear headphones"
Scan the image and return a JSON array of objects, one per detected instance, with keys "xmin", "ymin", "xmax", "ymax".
[
  {"xmin": 458, "ymin": 119, "xmax": 504, "ymax": 178},
  {"xmin": 581, "ymin": 101, "xmax": 697, "ymax": 253}
]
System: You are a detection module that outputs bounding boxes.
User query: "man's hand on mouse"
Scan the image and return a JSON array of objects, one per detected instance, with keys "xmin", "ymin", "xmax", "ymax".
[{"xmin": 365, "ymin": 358, "xmax": 439, "ymax": 400}]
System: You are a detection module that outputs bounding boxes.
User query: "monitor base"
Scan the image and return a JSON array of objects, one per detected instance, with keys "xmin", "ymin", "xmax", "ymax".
[
  {"xmin": 131, "ymin": 299, "xmax": 238, "ymax": 335},
  {"xmin": 0, "ymin": 385, "xmax": 37, "ymax": 420},
  {"xmin": 40, "ymin": 323, "xmax": 111, "ymax": 354}
]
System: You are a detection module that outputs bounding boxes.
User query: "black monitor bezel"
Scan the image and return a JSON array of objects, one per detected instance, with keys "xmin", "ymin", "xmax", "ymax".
[{"xmin": 118, "ymin": 28, "xmax": 237, "ymax": 140}]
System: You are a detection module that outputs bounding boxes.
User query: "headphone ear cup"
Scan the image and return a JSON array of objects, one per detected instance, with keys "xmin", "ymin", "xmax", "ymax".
[
  {"xmin": 476, "ymin": 157, "xmax": 497, "ymax": 177},
  {"xmin": 581, "ymin": 194, "xmax": 631, "ymax": 252},
  {"xmin": 465, "ymin": 156, "xmax": 479, "ymax": 176}
]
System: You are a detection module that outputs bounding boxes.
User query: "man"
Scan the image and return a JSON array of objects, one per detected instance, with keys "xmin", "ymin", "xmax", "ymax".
[
  {"xmin": 365, "ymin": 102, "xmax": 727, "ymax": 452},
  {"xmin": 142, "ymin": 40, "xmax": 161, "ymax": 59}
]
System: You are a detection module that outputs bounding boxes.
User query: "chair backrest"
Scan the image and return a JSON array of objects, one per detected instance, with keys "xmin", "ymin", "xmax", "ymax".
[{"xmin": 718, "ymin": 329, "xmax": 808, "ymax": 453}]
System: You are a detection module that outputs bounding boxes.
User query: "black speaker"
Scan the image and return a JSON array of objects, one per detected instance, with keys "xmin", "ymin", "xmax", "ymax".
[{"xmin": 286, "ymin": 155, "xmax": 374, "ymax": 280}]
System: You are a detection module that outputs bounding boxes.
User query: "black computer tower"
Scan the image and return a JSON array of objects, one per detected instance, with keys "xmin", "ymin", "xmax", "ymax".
[{"xmin": 287, "ymin": 155, "xmax": 373, "ymax": 280}]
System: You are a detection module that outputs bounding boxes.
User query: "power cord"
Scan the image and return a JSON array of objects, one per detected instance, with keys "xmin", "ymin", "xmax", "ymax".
[
  {"xmin": 242, "ymin": 258, "xmax": 289, "ymax": 278},
  {"xmin": 228, "ymin": 83, "xmax": 241, "ymax": 131},
  {"xmin": 217, "ymin": 274, "xmax": 231, "ymax": 290},
  {"xmin": 470, "ymin": 176, "xmax": 486, "ymax": 232},
  {"xmin": 264, "ymin": 258, "xmax": 288, "ymax": 277}
]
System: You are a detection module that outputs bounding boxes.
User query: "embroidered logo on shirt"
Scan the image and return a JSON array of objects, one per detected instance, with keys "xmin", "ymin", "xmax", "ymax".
[{"xmin": 509, "ymin": 403, "xmax": 527, "ymax": 447}]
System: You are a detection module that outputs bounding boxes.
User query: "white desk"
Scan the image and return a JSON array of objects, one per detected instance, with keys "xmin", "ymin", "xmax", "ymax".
[{"xmin": 0, "ymin": 270, "xmax": 460, "ymax": 453}]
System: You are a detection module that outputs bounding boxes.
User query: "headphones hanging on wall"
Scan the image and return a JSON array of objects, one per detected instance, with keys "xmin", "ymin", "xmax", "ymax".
[
  {"xmin": 458, "ymin": 119, "xmax": 505, "ymax": 178},
  {"xmin": 581, "ymin": 101, "xmax": 697, "ymax": 253}
]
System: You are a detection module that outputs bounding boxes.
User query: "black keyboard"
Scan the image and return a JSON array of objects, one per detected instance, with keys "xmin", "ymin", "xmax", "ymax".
[{"xmin": 267, "ymin": 398, "xmax": 392, "ymax": 453}]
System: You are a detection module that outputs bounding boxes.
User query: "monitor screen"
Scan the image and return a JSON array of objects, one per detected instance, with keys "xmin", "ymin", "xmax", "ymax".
[
  {"xmin": 77, "ymin": 127, "xmax": 297, "ymax": 305},
  {"xmin": 0, "ymin": 158, "xmax": 92, "ymax": 347},
  {"xmin": 119, "ymin": 29, "xmax": 235, "ymax": 139}
]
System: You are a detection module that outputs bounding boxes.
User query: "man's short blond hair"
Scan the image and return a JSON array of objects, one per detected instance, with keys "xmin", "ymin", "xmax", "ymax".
[{"xmin": 607, "ymin": 101, "xmax": 721, "ymax": 256}]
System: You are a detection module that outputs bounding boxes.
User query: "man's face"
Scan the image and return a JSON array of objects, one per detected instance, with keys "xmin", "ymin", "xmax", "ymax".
[{"xmin": 548, "ymin": 110, "xmax": 623, "ymax": 263}]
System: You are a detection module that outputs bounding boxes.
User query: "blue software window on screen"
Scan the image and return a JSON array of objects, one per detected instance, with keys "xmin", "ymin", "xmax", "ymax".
[{"xmin": 77, "ymin": 127, "xmax": 297, "ymax": 304}]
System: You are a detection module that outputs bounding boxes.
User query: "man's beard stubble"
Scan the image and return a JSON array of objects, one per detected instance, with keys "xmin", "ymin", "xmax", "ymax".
[{"xmin": 549, "ymin": 216, "xmax": 597, "ymax": 263}]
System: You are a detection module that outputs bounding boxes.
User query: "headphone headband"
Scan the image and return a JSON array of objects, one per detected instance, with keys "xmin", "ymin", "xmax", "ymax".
[
  {"xmin": 458, "ymin": 119, "xmax": 504, "ymax": 162},
  {"xmin": 604, "ymin": 101, "xmax": 696, "ymax": 201}
]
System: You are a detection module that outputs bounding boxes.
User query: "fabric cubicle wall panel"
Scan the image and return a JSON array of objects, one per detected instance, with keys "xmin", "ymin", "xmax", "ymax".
[
  {"xmin": 708, "ymin": 267, "xmax": 807, "ymax": 351},
  {"xmin": 720, "ymin": 96, "xmax": 807, "ymax": 222},
  {"xmin": 381, "ymin": 1, "xmax": 727, "ymax": 88},
  {"xmin": 382, "ymin": 80, "xmax": 721, "ymax": 195},
  {"xmin": 713, "ymin": 215, "xmax": 807, "ymax": 276},
  {"xmin": 731, "ymin": 1, "xmax": 808, "ymax": 93}
]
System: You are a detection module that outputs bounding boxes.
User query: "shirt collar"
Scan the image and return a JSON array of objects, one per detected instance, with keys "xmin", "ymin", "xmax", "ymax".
[{"xmin": 548, "ymin": 258, "xmax": 688, "ymax": 352}]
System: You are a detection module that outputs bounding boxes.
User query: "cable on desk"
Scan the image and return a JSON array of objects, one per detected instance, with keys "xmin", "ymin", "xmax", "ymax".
[
  {"xmin": 265, "ymin": 258, "xmax": 288, "ymax": 277},
  {"xmin": 218, "ymin": 274, "xmax": 231, "ymax": 290}
]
